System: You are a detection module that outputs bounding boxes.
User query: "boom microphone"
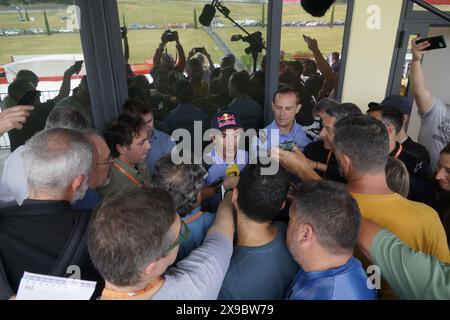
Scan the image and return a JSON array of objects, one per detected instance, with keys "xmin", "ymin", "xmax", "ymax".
[
  {"xmin": 199, "ymin": 1, "xmax": 217, "ymax": 27},
  {"xmin": 301, "ymin": 0, "xmax": 336, "ymax": 17}
]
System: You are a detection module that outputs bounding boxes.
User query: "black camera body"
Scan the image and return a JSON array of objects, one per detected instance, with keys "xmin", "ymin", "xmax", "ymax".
[{"xmin": 162, "ymin": 29, "xmax": 178, "ymax": 43}]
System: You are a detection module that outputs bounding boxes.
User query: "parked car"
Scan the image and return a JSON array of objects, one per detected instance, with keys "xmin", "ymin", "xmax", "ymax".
[
  {"xmin": 59, "ymin": 28, "xmax": 74, "ymax": 33},
  {"xmin": 128, "ymin": 24, "xmax": 143, "ymax": 30},
  {"xmin": 144, "ymin": 24, "xmax": 158, "ymax": 29},
  {"xmin": 0, "ymin": 29, "xmax": 4, "ymax": 36},
  {"xmin": 4, "ymin": 29, "xmax": 21, "ymax": 36}
]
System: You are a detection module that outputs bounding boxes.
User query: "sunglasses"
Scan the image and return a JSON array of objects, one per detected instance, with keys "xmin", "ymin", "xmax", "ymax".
[{"xmin": 165, "ymin": 220, "xmax": 190, "ymax": 254}]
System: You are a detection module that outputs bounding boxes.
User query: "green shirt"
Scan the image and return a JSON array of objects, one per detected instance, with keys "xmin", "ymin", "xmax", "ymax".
[
  {"xmin": 98, "ymin": 158, "xmax": 150, "ymax": 198},
  {"xmin": 371, "ymin": 229, "xmax": 450, "ymax": 300}
]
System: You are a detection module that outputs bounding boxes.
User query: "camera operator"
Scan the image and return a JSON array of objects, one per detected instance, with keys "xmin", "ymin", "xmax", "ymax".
[{"xmin": 152, "ymin": 29, "xmax": 186, "ymax": 77}]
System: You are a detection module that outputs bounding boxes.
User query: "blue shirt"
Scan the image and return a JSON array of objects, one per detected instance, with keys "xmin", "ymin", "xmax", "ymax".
[
  {"xmin": 177, "ymin": 207, "xmax": 216, "ymax": 262},
  {"xmin": 145, "ymin": 129, "xmax": 176, "ymax": 174},
  {"xmin": 204, "ymin": 148, "xmax": 248, "ymax": 186},
  {"xmin": 71, "ymin": 188, "xmax": 102, "ymax": 211},
  {"xmin": 286, "ymin": 257, "xmax": 377, "ymax": 300},
  {"xmin": 253, "ymin": 120, "xmax": 311, "ymax": 154},
  {"xmin": 203, "ymin": 147, "xmax": 248, "ymax": 213},
  {"xmin": 218, "ymin": 222, "xmax": 299, "ymax": 300}
]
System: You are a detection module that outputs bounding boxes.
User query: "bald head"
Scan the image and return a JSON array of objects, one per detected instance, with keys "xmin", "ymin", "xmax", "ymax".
[{"xmin": 86, "ymin": 132, "xmax": 111, "ymax": 189}]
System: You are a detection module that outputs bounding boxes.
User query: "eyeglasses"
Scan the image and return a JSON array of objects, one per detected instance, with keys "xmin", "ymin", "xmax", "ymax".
[
  {"xmin": 97, "ymin": 157, "xmax": 114, "ymax": 167},
  {"xmin": 165, "ymin": 220, "xmax": 190, "ymax": 253}
]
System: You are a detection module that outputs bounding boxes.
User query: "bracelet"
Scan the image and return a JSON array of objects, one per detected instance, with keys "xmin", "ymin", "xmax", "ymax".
[{"xmin": 315, "ymin": 161, "xmax": 319, "ymax": 170}]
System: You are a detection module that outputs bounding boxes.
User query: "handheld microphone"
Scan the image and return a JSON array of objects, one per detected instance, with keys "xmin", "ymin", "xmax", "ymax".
[
  {"xmin": 199, "ymin": 1, "xmax": 217, "ymax": 27},
  {"xmin": 301, "ymin": 0, "xmax": 336, "ymax": 17}
]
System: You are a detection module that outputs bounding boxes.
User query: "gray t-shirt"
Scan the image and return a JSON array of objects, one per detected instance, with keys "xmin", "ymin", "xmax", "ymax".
[
  {"xmin": 418, "ymin": 97, "xmax": 450, "ymax": 170},
  {"xmin": 152, "ymin": 231, "xmax": 233, "ymax": 300}
]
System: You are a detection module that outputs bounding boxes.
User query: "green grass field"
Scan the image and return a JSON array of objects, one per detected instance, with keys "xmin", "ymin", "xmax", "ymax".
[{"xmin": 0, "ymin": 1, "xmax": 347, "ymax": 67}]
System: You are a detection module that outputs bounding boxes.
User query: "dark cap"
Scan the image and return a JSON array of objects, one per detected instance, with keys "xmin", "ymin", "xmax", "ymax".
[
  {"xmin": 368, "ymin": 94, "xmax": 413, "ymax": 116},
  {"xmin": 211, "ymin": 112, "xmax": 241, "ymax": 131}
]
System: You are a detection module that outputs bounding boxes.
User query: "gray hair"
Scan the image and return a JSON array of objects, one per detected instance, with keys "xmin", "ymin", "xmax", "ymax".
[
  {"xmin": 21, "ymin": 128, "xmax": 94, "ymax": 199},
  {"xmin": 45, "ymin": 107, "xmax": 91, "ymax": 130},
  {"xmin": 312, "ymin": 98, "xmax": 338, "ymax": 115},
  {"xmin": 151, "ymin": 155, "xmax": 206, "ymax": 216}
]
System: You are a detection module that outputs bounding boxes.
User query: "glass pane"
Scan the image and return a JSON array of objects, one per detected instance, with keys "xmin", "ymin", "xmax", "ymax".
[
  {"xmin": 117, "ymin": 0, "xmax": 268, "ymax": 124},
  {"xmin": 280, "ymin": 0, "xmax": 348, "ymax": 131},
  {"xmin": 0, "ymin": 1, "xmax": 87, "ymax": 150},
  {"xmin": 413, "ymin": 2, "xmax": 450, "ymax": 12}
]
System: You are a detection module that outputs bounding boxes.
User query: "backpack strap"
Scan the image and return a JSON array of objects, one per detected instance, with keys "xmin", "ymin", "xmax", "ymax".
[
  {"xmin": 0, "ymin": 255, "xmax": 14, "ymax": 300},
  {"xmin": 49, "ymin": 211, "xmax": 91, "ymax": 277}
]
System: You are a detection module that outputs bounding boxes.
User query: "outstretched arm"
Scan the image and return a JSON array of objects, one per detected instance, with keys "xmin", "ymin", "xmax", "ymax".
[
  {"xmin": 303, "ymin": 35, "xmax": 338, "ymax": 93},
  {"xmin": 271, "ymin": 146, "xmax": 322, "ymax": 181},
  {"xmin": 53, "ymin": 61, "xmax": 83, "ymax": 104},
  {"xmin": 174, "ymin": 33, "xmax": 186, "ymax": 73},
  {"xmin": 410, "ymin": 37, "xmax": 434, "ymax": 114}
]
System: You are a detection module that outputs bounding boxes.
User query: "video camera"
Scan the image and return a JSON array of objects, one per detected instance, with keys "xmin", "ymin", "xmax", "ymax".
[
  {"xmin": 162, "ymin": 29, "xmax": 178, "ymax": 43},
  {"xmin": 230, "ymin": 31, "xmax": 264, "ymax": 56}
]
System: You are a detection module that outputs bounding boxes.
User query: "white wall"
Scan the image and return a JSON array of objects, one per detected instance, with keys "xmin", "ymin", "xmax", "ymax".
[{"xmin": 408, "ymin": 27, "xmax": 450, "ymax": 140}]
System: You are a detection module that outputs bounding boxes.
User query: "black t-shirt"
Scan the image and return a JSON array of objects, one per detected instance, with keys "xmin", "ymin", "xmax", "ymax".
[
  {"xmin": 0, "ymin": 200, "xmax": 89, "ymax": 292},
  {"xmin": 402, "ymin": 136, "xmax": 431, "ymax": 167},
  {"xmin": 392, "ymin": 142, "xmax": 432, "ymax": 179},
  {"xmin": 303, "ymin": 140, "xmax": 346, "ymax": 183}
]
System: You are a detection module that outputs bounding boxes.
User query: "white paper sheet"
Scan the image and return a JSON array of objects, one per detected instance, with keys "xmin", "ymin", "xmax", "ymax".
[{"xmin": 16, "ymin": 272, "xmax": 96, "ymax": 300}]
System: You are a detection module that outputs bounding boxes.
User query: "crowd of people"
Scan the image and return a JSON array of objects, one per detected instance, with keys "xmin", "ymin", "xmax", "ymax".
[{"xmin": 0, "ymin": 32, "xmax": 449, "ymax": 300}]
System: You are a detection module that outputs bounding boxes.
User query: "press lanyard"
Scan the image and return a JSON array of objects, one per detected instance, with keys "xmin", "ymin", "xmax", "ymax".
[{"xmin": 113, "ymin": 162, "xmax": 143, "ymax": 187}]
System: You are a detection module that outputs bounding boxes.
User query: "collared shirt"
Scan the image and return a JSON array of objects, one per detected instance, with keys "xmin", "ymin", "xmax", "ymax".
[
  {"xmin": 98, "ymin": 158, "xmax": 150, "ymax": 198},
  {"xmin": 204, "ymin": 148, "xmax": 248, "ymax": 186},
  {"xmin": 203, "ymin": 147, "xmax": 248, "ymax": 213},
  {"xmin": 145, "ymin": 129, "xmax": 176, "ymax": 174},
  {"xmin": 252, "ymin": 120, "xmax": 311, "ymax": 156},
  {"xmin": 286, "ymin": 257, "xmax": 376, "ymax": 300}
]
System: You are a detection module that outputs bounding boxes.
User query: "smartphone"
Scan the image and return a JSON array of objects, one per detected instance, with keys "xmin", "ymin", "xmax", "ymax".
[
  {"xmin": 74, "ymin": 60, "xmax": 83, "ymax": 75},
  {"xmin": 279, "ymin": 141, "xmax": 296, "ymax": 152},
  {"xmin": 416, "ymin": 35, "xmax": 447, "ymax": 51},
  {"xmin": 17, "ymin": 90, "xmax": 40, "ymax": 105}
]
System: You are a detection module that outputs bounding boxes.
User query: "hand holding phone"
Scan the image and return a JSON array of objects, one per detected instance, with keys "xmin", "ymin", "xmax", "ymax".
[
  {"xmin": 416, "ymin": 35, "xmax": 447, "ymax": 51},
  {"xmin": 73, "ymin": 60, "xmax": 83, "ymax": 75},
  {"xmin": 279, "ymin": 141, "xmax": 296, "ymax": 152}
]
